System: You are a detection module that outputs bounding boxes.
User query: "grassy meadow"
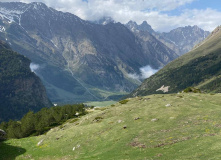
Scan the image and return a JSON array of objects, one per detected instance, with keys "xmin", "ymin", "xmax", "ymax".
[{"xmin": 1, "ymin": 93, "xmax": 221, "ymax": 159}]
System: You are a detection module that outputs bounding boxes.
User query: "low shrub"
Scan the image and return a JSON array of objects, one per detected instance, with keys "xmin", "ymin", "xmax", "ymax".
[
  {"xmin": 119, "ymin": 99, "xmax": 129, "ymax": 104},
  {"xmin": 183, "ymin": 87, "xmax": 201, "ymax": 93},
  {"xmin": 93, "ymin": 117, "xmax": 103, "ymax": 122},
  {"xmin": 69, "ymin": 118, "xmax": 79, "ymax": 123},
  {"xmin": 94, "ymin": 117, "xmax": 103, "ymax": 120}
]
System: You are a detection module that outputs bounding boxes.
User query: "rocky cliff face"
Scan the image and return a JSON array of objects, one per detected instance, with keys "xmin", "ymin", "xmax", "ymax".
[
  {"xmin": 161, "ymin": 25, "xmax": 210, "ymax": 55},
  {"xmin": 126, "ymin": 21, "xmax": 210, "ymax": 55},
  {"xmin": 0, "ymin": 40, "xmax": 52, "ymax": 122},
  {"xmin": 0, "ymin": 2, "xmax": 178, "ymax": 103},
  {"xmin": 126, "ymin": 21, "xmax": 155, "ymax": 33},
  {"xmin": 126, "ymin": 21, "xmax": 178, "ymax": 68}
]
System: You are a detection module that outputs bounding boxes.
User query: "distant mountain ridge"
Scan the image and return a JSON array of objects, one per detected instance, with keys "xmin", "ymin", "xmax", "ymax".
[
  {"xmin": 125, "ymin": 21, "xmax": 210, "ymax": 55},
  {"xmin": 161, "ymin": 25, "xmax": 210, "ymax": 55},
  {"xmin": 0, "ymin": 40, "xmax": 52, "ymax": 122},
  {"xmin": 129, "ymin": 26, "xmax": 221, "ymax": 97},
  {"xmin": 0, "ymin": 2, "xmax": 178, "ymax": 103}
]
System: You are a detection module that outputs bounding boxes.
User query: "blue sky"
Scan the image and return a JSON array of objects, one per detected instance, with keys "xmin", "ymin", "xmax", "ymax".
[
  {"xmin": 187, "ymin": 0, "xmax": 221, "ymax": 11},
  {"xmin": 2, "ymin": 0, "xmax": 221, "ymax": 32},
  {"xmin": 165, "ymin": 0, "xmax": 221, "ymax": 16}
]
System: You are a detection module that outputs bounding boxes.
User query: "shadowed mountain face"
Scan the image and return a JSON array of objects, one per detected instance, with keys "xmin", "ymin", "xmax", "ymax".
[
  {"xmin": 129, "ymin": 26, "xmax": 221, "ymax": 97},
  {"xmin": 126, "ymin": 21, "xmax": 210, "ymax": 56},
  {"xmin": 0, "ymin": 40, "xmax": 52, "ymax": 122},
  {"xmin": 0, "ymin": 2, "xmax": 178, "ymax": 103}
]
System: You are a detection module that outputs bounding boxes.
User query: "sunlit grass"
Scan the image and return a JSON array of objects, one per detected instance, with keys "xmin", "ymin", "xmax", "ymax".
[{"xmin": 1, "ymin": 93, "xmax": 221, "ymax": 160}]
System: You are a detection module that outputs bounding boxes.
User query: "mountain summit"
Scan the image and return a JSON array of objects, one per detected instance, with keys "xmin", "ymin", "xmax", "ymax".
[
  {"xmin": 161, "ymin": 25, "xmax": 210, "ymax": 55},
  {"xmin": 126, "ymin": 21, "xmax": 210, "ymax": 56},
  {"xmin": 126, "ymin": 21, "xmax": 155, "ymax": 33}
]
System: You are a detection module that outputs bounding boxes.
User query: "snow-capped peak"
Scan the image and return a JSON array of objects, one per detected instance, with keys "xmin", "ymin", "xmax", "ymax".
[{"xmin": 0, "ymin": 2, "xmax": 28, "ymax": 24}]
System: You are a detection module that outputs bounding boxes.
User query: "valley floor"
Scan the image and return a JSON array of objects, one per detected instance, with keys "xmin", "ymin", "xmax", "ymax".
[{"xmin": 1, "ymin": 93, "xmax": 221, "ymax": 160}]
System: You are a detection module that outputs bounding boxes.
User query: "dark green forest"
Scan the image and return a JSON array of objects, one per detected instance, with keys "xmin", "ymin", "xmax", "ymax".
[
  {"xmin": 0, "ymin": 104, "xmax": 86, "ymax": 139},
  {"xmin": 0, "ymin": 40, "xmax": 52, "ymax": 122}
]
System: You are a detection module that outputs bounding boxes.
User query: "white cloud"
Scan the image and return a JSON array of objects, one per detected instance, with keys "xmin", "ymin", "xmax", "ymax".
[
  {"xmin": 140, "ymin": 65, "xmax": 158, "ymax": 79},
  {"xmin": 128, "ymin": 65, "xmax": 158, "ymax": 81},
  {"xmin": 30, "ymin": 63, "xmax": 40, "ymax": 73},
  {"xmin": 128, "ymin": 73, "xmax": 141, "ymax": 81},
  {"xmin": 2, "ymin": 0, "xmax": 221, "ymax": 32}
]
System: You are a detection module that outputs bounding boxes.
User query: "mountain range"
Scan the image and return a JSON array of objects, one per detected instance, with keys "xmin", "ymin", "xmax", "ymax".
[
  {"xmin": 130, "ymin": 26, "xmax": 221, "ymax": 97},
  {"xmin": 0, "ymin": 2, "xmax": 209, "ymax": 104},
  {"xmin": 125, "ymin": 21, "xmax": 210, "ymax": 55}
]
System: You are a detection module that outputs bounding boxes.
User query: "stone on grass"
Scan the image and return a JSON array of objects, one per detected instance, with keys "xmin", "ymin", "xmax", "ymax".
[
  {"xmin": 134, "ymin": 117, "xmax": 140, "ymax": 120},
  {"xmin": 0, "ymin": 129, "xmax": 6, "ymax": 140},
  {"xmin": 118, "ymin": 120, "xmax": 122, "ymax": 123},
  {"xmin": 37, "ymin": 139, "xmax": 44, "ymax": 146},
  {"xmin": 73, "ymin": 144, "xmax": 80, "ymax": 151},
  {"xmin": 151, "ymin": 118, "xmax": 159, "ymax": 122}
]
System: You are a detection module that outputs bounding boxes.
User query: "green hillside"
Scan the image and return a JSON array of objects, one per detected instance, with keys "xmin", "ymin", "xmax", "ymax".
[
  {"xmin": 1, "ymin": 93, "xmax": 221, "ymax": 159},
  {"xmin": 129, "ymin": 26, "xmax": 221, "ymax": 97},
  {"xmin": 0, "ymin": 40, "xmax": 52, "ymax": 122}
]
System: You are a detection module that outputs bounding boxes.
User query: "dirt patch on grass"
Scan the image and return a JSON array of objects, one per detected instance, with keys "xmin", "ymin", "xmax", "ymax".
[
  {"xmin": 153, "ymin": 137, "xmax": 191, "ymax": 148},
  {"xmin": 129, "ymin": 138, "xmax": 146, "ymax": 148}
]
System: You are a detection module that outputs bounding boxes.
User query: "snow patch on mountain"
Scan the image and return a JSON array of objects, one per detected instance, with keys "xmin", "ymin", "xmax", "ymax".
[
  {"xmin": 0, "ymin": 26, "xmax": 5, "ymax": 32},
  {"xmin": 0, "ymin": 7, "xmax": 24, "ymax": 24}
]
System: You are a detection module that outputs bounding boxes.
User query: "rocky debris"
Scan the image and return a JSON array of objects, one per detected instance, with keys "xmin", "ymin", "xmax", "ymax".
[
  {"xmin": 73, "ymin": 144, "xmax": 80, "ymax": 151},
  {"xmin": 151, "ymin": 118, "xmax": 159, "ymax": 122},
  {"xmin": 156, "ymin": 85, "xmax": 170, "ymax": 93},
  {"xmin": 0, "ymin": 129, "xmax": 6, "ymax": 140},
  {"xmin": 37, "ymin": 139, "xmax": 44, "ymax": 146},
  {"xmin": 134, "ymin": 117, "xmax": 140, "ymax": 120},
  {"xmin": 118, "ymin": 120, "xmax": 122, "ymax": 123}
]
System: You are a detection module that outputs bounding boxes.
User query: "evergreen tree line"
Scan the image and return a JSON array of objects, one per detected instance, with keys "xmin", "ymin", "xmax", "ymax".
[{"xmin": 0, "ymin": 104, "xmax": 86, "ymax": 139}]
